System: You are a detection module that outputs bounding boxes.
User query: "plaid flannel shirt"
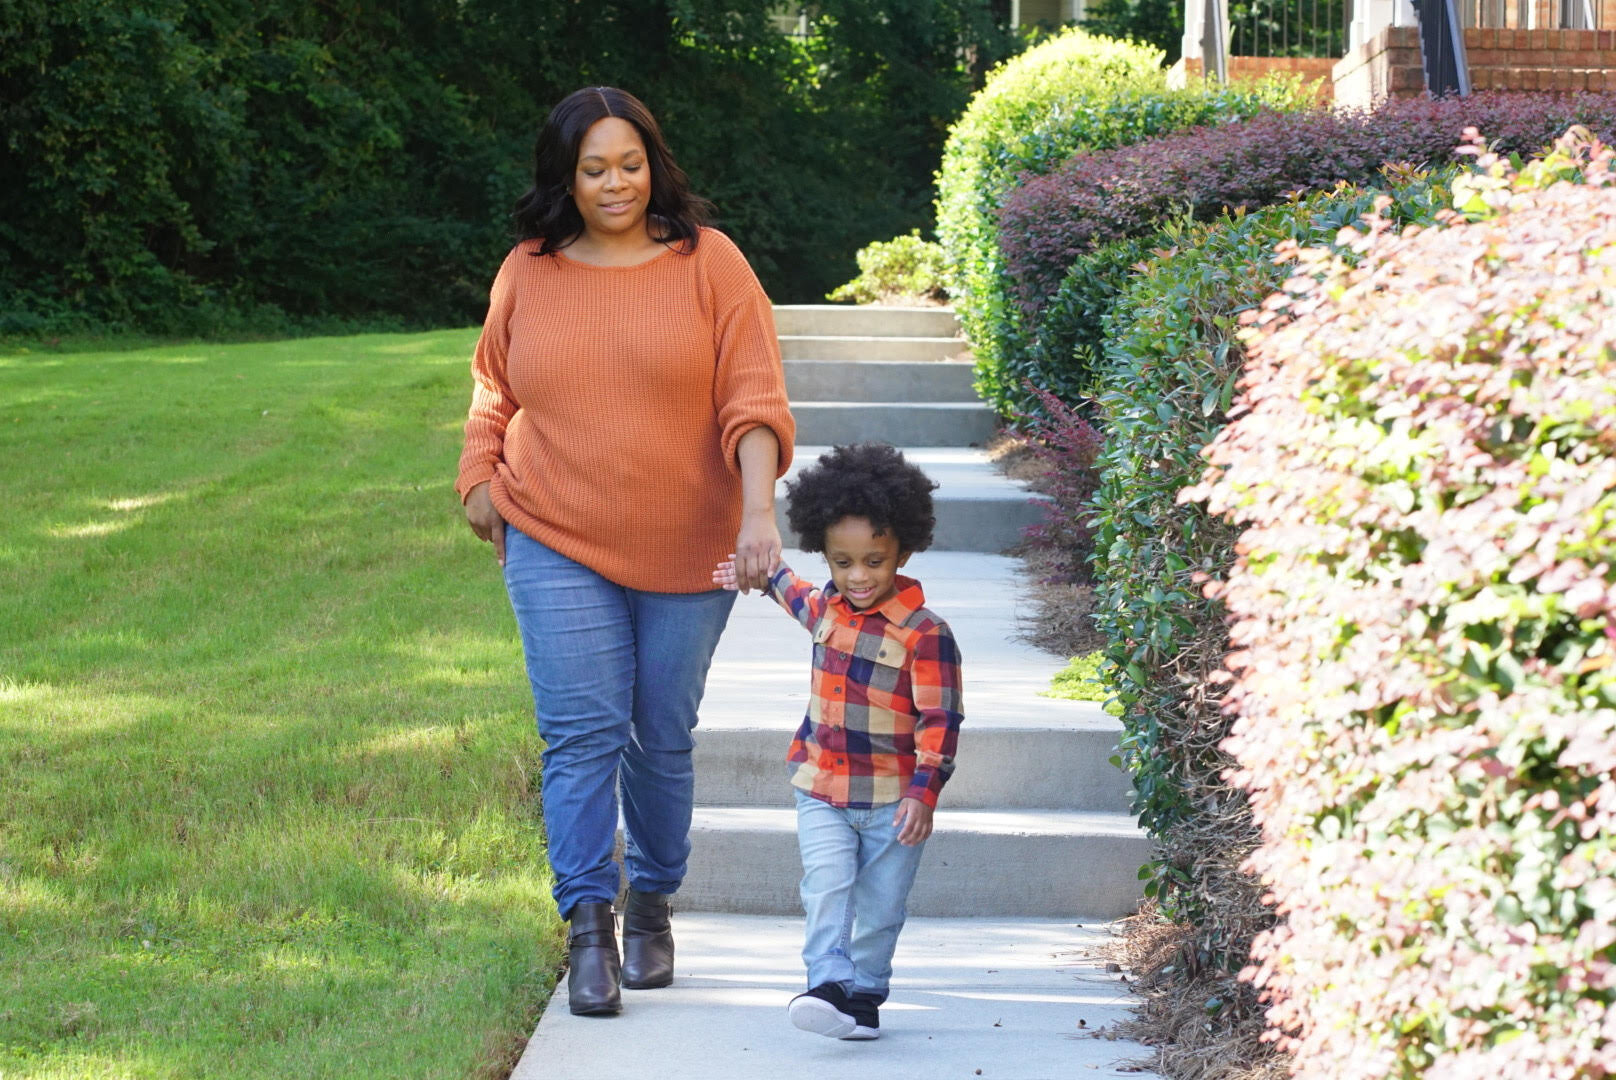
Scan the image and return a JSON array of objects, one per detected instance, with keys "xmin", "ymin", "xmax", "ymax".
[{"xmin": 765, "ymin": 563, "xmax": 963, "ymax": 809}]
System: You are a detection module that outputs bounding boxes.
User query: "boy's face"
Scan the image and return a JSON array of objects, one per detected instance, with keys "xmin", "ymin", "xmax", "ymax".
[{"xmin": 824, "ymin": 516, "xmax": 910, "ymax": 611}]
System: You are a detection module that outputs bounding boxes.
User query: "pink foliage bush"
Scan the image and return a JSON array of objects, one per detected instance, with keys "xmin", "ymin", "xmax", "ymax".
[
  {"xmin": 999, "ymin": 92, "xmax": 1616, "ymax": 315},
  {"xmin": 1184, "ymin": 129, "xmax": 1616, "ymax": 1078}
]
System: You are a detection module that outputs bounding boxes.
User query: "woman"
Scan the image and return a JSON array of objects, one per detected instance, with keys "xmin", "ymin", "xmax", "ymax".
[{"xmin": 456, "ymin": 86, "xmax": 794, "ymax": 1017}]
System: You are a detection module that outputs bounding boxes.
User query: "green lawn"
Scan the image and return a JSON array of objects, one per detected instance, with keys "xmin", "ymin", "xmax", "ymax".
[
  {"xmin": 0, "ymin": 332, "xmax": 563, "ymax": 1079},
  {"xmin": 1044, "ymin": 652, "xmax": 1119, "ymax": 713}
]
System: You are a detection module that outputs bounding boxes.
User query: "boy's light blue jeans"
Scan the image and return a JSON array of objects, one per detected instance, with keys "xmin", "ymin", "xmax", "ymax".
[
  {"xmin": 503, "ymin": 526, "xmax": 735, "ymax": 920},
  {"xmin": 794, "ymin": 788, "xmax": 928, "ymax": 1004}
]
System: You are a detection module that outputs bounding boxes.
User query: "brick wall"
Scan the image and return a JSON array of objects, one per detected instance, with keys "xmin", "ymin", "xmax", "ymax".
[
  {"xmin": 1465, "ymin": 28, "xmax": 1616, "ymax": 91},
  {"xmin": 1169, "ymin": 55, "xmax": 1338, "ymax": 101},
  {"xmin": 1331, "ymin": 26, "xmax": 1425, "ymax": 109},
  {"xmin": 1331, "ymin": 24, "xmax": 1616, "ymax": 106}
]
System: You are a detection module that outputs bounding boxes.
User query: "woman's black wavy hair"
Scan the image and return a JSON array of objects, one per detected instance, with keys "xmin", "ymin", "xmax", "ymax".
[
  {"xmin": 513, "ymin": 86, "xmax": 712, "ymax": 256},
  {"xmin": 785, "ymin": 443, "xmax": 938, "ymax": 555}
]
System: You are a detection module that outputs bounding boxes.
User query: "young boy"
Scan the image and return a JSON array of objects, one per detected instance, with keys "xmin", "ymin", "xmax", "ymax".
[{"xmin": 714, "ymin": 442, "xmax": 964, "ymax": 1041}]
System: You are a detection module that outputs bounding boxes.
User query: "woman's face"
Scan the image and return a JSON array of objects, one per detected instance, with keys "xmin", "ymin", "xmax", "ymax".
[{"xmin": 572, "ymin": 117, "xmax": 652, "ymax": 241}]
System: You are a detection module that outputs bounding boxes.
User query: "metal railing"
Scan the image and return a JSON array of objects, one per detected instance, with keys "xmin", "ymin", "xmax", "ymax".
[
  {"xmin": 1227, "ymin": 0, "xmax": 1352, "ymax": 56},
  {"xmin": 1459, "ymin": 0, "xmax": 1600, "ymax": 28}
]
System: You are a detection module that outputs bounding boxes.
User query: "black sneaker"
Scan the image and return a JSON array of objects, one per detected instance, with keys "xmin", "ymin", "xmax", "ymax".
[
  {"xmin": 842, "ymin": 994, "xmax": 881, "ymax": 1040},
  {"xmin": 788, "ymin": 983, "xmax": 857, "ymax": 1038}
]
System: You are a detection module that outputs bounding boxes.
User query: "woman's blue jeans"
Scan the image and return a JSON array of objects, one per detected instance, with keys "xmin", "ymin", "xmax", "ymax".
[
  {"xmin": 794, "ymin": 789, "xmax": 928, "ymax": 1004},
  {"xmin": 503, "ymin": 526, "xmax": 736, "ymax": 920}
]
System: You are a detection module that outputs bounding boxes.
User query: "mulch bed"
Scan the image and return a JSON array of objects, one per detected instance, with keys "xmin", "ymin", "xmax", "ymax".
[{"xmin": 988, "ymin": 425, "xmax": 1280, "ymax": 1080}]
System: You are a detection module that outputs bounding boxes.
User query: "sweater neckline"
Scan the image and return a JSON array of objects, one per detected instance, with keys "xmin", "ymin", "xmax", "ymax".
[{"xmin": 550, "ymin": 243, "xmax": 681, "ymax": 271}]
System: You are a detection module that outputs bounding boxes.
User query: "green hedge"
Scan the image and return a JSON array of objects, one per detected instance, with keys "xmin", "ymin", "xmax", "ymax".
[
  {"xmin": 1188, "ymin": 129, "xmax": 1616, "ymax": 1078},
  {"xmin": 933, "ymin": 26, "xmax": 1312, "ymax": 416},
  {"xmin": 1022, "ymin": 234, "xmax": 1158, "ymax": 407},
  {"xmin": 1088, "ymin": 179, "xmax": 1452, "ymax": 1009},
  {"xmin": 933, "ymin": 28, "xmax": 1162, "ymax": 412}
]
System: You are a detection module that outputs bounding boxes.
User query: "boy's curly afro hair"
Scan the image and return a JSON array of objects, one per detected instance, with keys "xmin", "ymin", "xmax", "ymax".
[{"xmin": 784, "ymin": 442, "xmax": 938, "ymax": 555}]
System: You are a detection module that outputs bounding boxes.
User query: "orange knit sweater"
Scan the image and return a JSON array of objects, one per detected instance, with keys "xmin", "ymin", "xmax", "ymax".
[{"xmin": 455, "ymin": 228, "xmax": 795, "ymax": 593}]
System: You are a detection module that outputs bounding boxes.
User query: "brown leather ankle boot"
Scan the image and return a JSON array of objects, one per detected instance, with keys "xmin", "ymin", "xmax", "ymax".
[
  {"xmin": 566, "ymin": 902, "xmax": 622, "ymax": 1015},
  {"xmin": 620, "ymin": 890, "xmax": 674, "ymax": 989}
]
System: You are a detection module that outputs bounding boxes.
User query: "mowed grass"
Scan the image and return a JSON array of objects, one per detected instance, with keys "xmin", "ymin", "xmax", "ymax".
[{"xmin": 0, "ymin": 332, "xmax": 563, "ymax": 1079}]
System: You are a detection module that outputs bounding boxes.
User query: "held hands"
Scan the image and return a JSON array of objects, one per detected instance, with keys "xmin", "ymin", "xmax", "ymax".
[
  {"xmin": 464, "ymin": 481, "xmax": 507, "ymax": 566},
  {"xmin": 893, "ymin": 798, "xmax": 933, "ymax": 846},
  {"xmin": 712, "ymin": 558, "xmax": 739, "ymax": 591},
  {"xmin": 713, "ymin": 553, "xmax": 781, "ymax": 593},
  {"xmin": 731, "ymin": 507, "xmax": 782, "ymax": 594}
]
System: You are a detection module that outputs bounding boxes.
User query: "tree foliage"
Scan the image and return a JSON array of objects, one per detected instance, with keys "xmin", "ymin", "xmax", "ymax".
[{"xmin": 0, "ymin": 0, "xmax": 1016, "ymax": 335}]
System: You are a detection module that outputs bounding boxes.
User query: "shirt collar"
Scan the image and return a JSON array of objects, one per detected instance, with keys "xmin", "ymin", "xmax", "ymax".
[{"xmin": 827, "ymin": 575, "xmax": 925, "ymax": 625}]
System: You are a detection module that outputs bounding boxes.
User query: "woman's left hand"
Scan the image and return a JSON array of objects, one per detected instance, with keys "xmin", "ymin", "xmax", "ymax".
[{"xmin": 733, "ymin": 507, "xmax": 781, "ymax": 594}]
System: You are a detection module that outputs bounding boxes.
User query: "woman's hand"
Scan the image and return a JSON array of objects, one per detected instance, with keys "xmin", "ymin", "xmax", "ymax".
[
  {"xmin": 464, "ymin": 481, "xmax": 507, "ymax": 566},
  {"xmin": 733, "ymin": 507, "xmax": 780, "ymax": 594},
  {"xmin": 893, "ymin": 798, "xmax": 934, "ymax": 846},
  {"xmin": 733, "ymin": 426, "xmax": 781, "ymax": 594}
]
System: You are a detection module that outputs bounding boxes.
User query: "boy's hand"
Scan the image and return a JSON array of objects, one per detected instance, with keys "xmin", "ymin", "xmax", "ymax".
[
  {"xmin": 713, "ymin": 557, "xmax": 739, "ymax": 591},
  {"xmin": 893, "ymin": 798, "xmax": 933, "ymax": 846}
]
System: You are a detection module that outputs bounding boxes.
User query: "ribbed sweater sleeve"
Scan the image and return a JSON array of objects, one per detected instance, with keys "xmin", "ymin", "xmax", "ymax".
[
  {"xmin": 707, "ymin": 234, "xmax": 795, "ymax": 478},
  {"xmin": 454, "ymin": 249, "xmax": 521, "ymax": 503}
]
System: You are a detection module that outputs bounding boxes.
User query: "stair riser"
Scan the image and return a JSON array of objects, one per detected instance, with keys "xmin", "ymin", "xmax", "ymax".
[
  {"xmin": 777, "ymin": 494, "xmax": 1045, "ymax": 555},
  {"xmin": 693, "ymin": 729, "xmax": 1131, "ymax": 811},
  {"xmin": 773, "ymin": 306, "xmax": 960, "ymax": 338},
  {"xmin": 780, "ymin": 337, "xmax": 964, "ymax": 364},
  {"xmin": 677, "ymin": 827, "xmax": 1151, "ymax": 919},
  {"xmin": 791, "ymin": 403, "xmax": 998, "ymax": 447},
  {"xmin": 785, "ymin": 360, "xmax": 978, "ymax": 404}
]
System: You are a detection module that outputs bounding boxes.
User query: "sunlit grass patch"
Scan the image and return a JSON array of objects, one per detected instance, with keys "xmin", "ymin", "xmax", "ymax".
[
  {"xmin": 1044, "ymin": 651, "xmax": 1121, "ymax": 715},
  {"xmin": 0, "ymin": 329, "xmax": 564, "ymax": 1079}
]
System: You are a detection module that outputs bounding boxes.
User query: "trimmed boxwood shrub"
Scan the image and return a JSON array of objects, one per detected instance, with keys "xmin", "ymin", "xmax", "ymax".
[
  {"xmin": 1087, "ymin": 179, "xmax": 1452, "ymax": 1050},
  {"xmin": 933, "ymin": 26, "xmax": 1311, "ymax": 415},
  {"xmin": 1001, "ymin": 93, "xmax": 1616, "ymax": 412},
  {"xmin": 1186, "ymin": 129, "xmax": 1616, "ymax": 1078},
  {"xmin": 1023, "ymin": 234, "xmax": 1159, "ymax": 407}
]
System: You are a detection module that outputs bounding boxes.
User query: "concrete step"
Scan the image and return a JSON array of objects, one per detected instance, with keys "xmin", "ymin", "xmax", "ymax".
[
  {"xmin": 775, "ymin": 492, "xmax": 1043, "ymax": 554},
  {"xmin": 779, "ymin": 334, "xmax": 965, "ymax": 364},
  {"xmin": 678, "ymin": 807, "xmax": 1151, "ymax": 919},
  {"xmin": 515, "ymin": 914, "xmax": 1152, "ymax": 1078},
  {"xmin": 785, "ymin": 359, "xmax": 977, "ymax": 403},
  {"xmin": 773, "ymin": 303, "xmax": 960, "ymax": 339},
  {"xmin": 776, "ymin": 447, "xmax": 1044, "ymax": 554},
  {"xmin": 512, "ymin": 914, "xmax": 1156, "ymax": 1080},
  {"xmin": 693, "ymin": 725, "xmax": 1130, "ymax": 811},
  {"xmin": 702, "ymin": 548, "xmax": 1111, "ymax": 735},
  {"xmin": 790, "ymin": 401, "xmax": 998, "ymax": 447}
]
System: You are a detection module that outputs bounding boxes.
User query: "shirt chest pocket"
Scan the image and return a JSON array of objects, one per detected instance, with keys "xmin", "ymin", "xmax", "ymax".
[
  {"xmin": 814, "ymin": 622, "xmax": 911, "ymax": 691},
  {"xmin": 852, "ymin": 633, "xmax": 910, "ymax": 696}
]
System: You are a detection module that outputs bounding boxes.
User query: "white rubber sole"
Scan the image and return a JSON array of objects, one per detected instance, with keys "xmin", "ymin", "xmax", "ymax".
[
  {"xmin": 842, "ymin": 1023, "xmax": 880, "ymax": 1040},
  {"xmin": 789, "ymin": 995, "xmax": 857, "ymax": 1039}
]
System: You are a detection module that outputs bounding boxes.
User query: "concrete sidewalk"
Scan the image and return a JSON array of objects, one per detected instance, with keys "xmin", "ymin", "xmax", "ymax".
[
  {"xmin": 504, "ymin": 545, "xmax": 1159, "ymax": 1079},
  {"xmin": 509, "ymin": 914, "xmax": 1151, "ymax": 1080}
]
